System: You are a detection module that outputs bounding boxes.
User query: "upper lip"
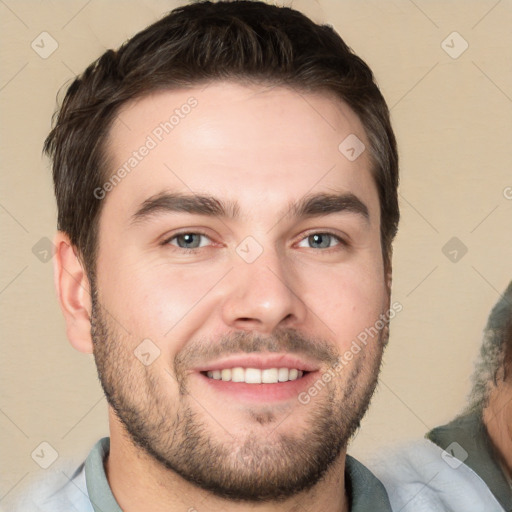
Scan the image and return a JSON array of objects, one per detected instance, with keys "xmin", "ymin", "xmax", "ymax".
[{"xmin": 194, "ymin": 353, "xmax": 321, "ymax": 373}]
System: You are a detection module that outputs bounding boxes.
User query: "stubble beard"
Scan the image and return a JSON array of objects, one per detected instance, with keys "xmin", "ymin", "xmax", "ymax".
[{"xmin": 90, "ymin": 285, "xmax": 385, "ymax": 502}]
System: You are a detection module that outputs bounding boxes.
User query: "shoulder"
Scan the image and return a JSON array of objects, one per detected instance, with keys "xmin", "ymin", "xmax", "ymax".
[
  {"xmin": 366, "ymin": 438, "xmax": 505, "ymax": 512},
  {"xmin": 4, "ymin": 458, "xmax": 93, "ymax": 512}
]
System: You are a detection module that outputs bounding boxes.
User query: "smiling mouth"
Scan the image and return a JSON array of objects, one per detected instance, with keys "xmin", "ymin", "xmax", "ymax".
[{"xmin": 200, "ymin": 367, "xmax": 309, "ymax": 384}]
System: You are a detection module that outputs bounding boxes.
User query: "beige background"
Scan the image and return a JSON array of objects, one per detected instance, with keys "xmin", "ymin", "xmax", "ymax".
[{"xmin": 1, "ymin": 0, "xmax": 511, "ymax": 504}]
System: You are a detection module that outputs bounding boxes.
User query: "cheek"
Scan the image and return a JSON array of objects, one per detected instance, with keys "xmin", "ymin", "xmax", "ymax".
[
  {"xmin": 99, "ymin": 257, "xmax": 225, "ymax": 346},
  {"xmin": 304, "ymin": 263, "xmax": 387, "ymax": 348}
]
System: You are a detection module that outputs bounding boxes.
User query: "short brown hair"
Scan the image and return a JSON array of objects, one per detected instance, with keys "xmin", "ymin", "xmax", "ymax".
[{"xmin": 44, "ymin": 0, "xmax": 399, "ymax": 282}]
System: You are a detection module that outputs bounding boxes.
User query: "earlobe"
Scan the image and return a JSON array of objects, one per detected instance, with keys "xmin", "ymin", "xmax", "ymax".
[{"xmin": 53, "ymin": 231, "xmax": 94, "ymax": 354}]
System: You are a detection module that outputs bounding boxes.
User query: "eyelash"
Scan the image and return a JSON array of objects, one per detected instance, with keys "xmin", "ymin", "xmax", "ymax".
[{"xmin": 161, "ymin": 230, "xmax": 348, "ymax": 253}]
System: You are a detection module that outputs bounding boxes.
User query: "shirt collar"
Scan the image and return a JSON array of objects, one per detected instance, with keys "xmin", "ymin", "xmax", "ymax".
[{"xmin": 345, "ymin": 455, "xmax": 393, "ymax": 512}]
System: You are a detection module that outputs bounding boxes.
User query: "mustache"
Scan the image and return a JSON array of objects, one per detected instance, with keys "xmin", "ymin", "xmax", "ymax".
[{"xmin": 174, "ymin": 328, "xmax": 340, "ymax": 373}]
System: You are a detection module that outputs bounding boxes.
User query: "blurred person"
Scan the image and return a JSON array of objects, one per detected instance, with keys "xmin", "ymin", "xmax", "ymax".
[{"xmin": 370, "ymin": 280, "xmax": 512, "ymax": 511}]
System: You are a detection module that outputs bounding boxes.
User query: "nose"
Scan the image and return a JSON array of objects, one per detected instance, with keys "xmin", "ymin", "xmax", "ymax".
[{"xmin": 220, "ymin": 246, "xmax": 308, "ymax": 334}]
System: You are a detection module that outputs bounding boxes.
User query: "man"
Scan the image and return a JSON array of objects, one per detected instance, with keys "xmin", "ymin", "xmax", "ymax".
[
  {"xmin": 13, "ymin": 1, "xmax": 400, "ymax": 510},
  {"xmin": 370, "ymin": 280, "xmax": 512, "ymax": 511}
]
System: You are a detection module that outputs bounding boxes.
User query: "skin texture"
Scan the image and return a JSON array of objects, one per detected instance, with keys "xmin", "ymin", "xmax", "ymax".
[
  {"xmin": 483, "ymin": 379, "xmax": 512, "ymax": 479},
  {"xmin": 54, "ymin": 82, "xmax": 391, "ymax": 512}
]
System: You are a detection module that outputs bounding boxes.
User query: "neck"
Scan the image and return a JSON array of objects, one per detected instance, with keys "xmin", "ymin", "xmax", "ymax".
[{"xmin": 104, "ymin": 414, "xmax": 349, "ymax": 512}]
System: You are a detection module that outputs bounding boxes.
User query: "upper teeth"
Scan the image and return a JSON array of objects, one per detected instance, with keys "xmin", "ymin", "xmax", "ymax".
[{"xmin": 206, "ymin": 367, "xmax": 304, "ymax": 384}]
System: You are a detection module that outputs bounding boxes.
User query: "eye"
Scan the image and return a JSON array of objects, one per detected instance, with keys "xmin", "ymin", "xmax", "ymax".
[
  {"xmin": 297, "ymin": 232, "xmax": 346, "ymax": 250},
  {"xmin": 164, "ymin": 232, "xmax": 212, "ymax": 251},
  {"xmin": 161, "ymin": 230, "xmax": 346, "ymax": 253}
]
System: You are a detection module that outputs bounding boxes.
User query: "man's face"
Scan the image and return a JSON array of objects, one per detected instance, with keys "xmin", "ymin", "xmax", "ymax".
[{"xmin": 91, "ymin": 82, "xmax": 390, "ymax": 501}]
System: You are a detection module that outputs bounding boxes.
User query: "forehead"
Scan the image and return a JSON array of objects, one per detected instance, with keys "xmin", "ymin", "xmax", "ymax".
[{"xmin": 103, "ymin": 81, "xmax": 378, "ymax": 221}]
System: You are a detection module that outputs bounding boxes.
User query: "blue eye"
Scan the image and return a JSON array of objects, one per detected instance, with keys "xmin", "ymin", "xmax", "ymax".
[
  {"xmin": 166, "ymin": 232, "xmax": 211, "ymax": 250},
  {"xmin": 297, "ymin": 232, "xmax": 345, "ymax": 250},
  {"xmin": 162, "ymin": 231, "xmax": 346, "ymax": 253}
]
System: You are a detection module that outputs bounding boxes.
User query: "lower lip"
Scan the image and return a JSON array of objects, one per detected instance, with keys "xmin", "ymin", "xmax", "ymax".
[{"xmin": 196, "ymin": 371, "xmax": 319, "ymax": 402}]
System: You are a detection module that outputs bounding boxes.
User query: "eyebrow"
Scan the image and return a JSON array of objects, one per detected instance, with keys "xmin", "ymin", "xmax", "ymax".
[{"xmin": 130, "ymin": 191, "xmax": 370, "ymax": 226}]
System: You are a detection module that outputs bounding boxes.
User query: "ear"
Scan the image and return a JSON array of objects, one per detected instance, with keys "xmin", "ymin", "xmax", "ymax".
[
  {"xmin": 381, "ymin": 264, "xmax": 393, "ymax": 348},
  {"xmin": 381, "ymin": 256, "xmax": 392, "ymax": 306},
  {"xmin": 53, "ymin": 231, "xmax": 93, "ymax": 354}
]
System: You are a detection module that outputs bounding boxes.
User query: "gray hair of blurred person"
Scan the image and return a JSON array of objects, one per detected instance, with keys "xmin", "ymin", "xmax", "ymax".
[{"xmin": 466, "ymin": 280, "xmax": 512, "ymax": 413}]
